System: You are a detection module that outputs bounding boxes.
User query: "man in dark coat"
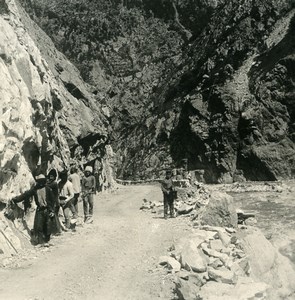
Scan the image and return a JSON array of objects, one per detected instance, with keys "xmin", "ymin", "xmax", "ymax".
[
  {"xmin": 161, "ymin": 170, "xmax": 176, "ymax": 219},
  {"xmin": 11, "ymin": 174, "xmax": 55, "ymax": 245},
  {"xmin": 47, "ymin": 169, "xmax": 62, "ymax": 235}
]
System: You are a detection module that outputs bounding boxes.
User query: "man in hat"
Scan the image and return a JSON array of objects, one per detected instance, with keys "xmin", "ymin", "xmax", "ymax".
[
  {"xmin": 11, "ymin": 174, "xmax": 55, "ymax": 245},
  {"xmin": 81, "ymin": 166, "xmax": 96, "ymax": 223},
  {"xmin": 161, "ymin": 170, "xmax": 176, "ymax": 219}
]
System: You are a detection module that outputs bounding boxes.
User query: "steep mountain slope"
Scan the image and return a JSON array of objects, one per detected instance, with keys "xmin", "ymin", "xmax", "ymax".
[
  {"xmin": 117, "ymin": 0, "xmax": 295, "ymax": 182},
  {"xmin": 0, "ymin": 0, "xmax": 113, "ymax": 201},
  {"xmin": 16, "ymin": 0, "xmax": 295, "ymax": 182}
]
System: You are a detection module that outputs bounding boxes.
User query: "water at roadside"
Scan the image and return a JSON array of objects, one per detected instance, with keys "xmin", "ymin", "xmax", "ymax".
[{"xmin": 230, "ymin": 185, "xmax": 295, "ymax": 264}]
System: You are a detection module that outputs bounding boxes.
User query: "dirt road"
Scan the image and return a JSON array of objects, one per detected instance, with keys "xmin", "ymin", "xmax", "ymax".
[{"xmin": 0, "ymin": 185, "xmax": 189, "ymax": 300}]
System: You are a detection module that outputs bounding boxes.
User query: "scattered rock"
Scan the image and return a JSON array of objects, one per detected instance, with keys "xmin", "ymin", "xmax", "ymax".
[
  {"xmin": 201, "ymin": 243, "xmax": 229, "ymax": 265},
  {"xmin": 180, "ymin": 240, "xmax": 208, "ymax": 273},
  {"xmin": 208, "ymin": 267, "xmax": 237, "ymax": 284},
  {"xmin": 158, "ymin": 256, "xmax": 181, "ymax": 272},
  {"xmin": 177, "ymin": 204, "xmax": 194, "ymax": 215},
  {"xmin": 217, "ymin": 230, "xmax": 231, "ymax": 247},
  {"xmin": 198, "ymin": 192, "xmax": 238, "ymax": 228},
  {"xmin": 175, "ymin": 278, "xmax": 200, "ymax": 300},
  {"xmin": 242, "ymin": 228, "xmax": 276, "ymax": 277},
  {"xmin": 244, "ymin": 217, "xmax": 257, "ymax": 226},
  {"xmin": 209, "ymin": 239, "xmax": 224, "ymax": 252},
  {"xmin": 208, "ymin": 258, "xmax": 223, "ymax": 269}
]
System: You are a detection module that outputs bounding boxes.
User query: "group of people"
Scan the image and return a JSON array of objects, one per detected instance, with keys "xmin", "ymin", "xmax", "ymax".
[{"xmin": 10, "ymin": 165, "xmax": 97, "ymax": 246}]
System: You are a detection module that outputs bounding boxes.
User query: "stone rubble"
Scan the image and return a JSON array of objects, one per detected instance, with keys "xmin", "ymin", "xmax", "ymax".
[{"xmin": 157, "ymin": 188, "xmax": 295, "ymax": 300}]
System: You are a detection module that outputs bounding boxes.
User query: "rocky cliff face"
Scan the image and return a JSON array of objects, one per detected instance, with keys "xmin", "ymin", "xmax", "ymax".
[
  {"xmin": 0, "ymin": 0, "xmax": 113, "ymax": 202},
  {"xmin": 15, "ymin": 0, "xmax": 295, "ymax": 182},
  {"xmin": 117, "ymin": 0, "xmax": 295, "ymax": 182}
]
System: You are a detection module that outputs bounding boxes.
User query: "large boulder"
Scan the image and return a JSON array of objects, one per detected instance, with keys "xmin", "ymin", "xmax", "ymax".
[
  {"xmin": 241, "ymin": 227, "xmax": 295, "ymax": 299},
  {"xmin": 198, "ymin": 192, "xmax": 238, "ymax": 228},
  {"xmin": 180, "ymin": 241, "xmax": 208, "ymax": 273}
]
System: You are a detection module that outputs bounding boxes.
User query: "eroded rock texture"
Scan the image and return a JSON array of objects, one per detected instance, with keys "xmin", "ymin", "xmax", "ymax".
[
  {"xmin": 0, "ymin": 0, "xmax": 113, "ymax": 201},
  {"xmin": 12, "ymin": 0, "xmax": 295, "ymax": 182}
]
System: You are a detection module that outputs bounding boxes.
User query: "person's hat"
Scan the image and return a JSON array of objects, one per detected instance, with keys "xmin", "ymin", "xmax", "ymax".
[
  {"xmin": 35, "ymin": 174, "xmax": 45, "ymax": 180},
  {"xmin": 85, "ymin": 166, "xmax": 93, "ymax": 173}
]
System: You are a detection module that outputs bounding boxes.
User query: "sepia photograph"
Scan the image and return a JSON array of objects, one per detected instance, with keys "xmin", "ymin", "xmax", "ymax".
[{"xmin": 0, "ymin": 0, "xmax": 295, "ymax": 299}]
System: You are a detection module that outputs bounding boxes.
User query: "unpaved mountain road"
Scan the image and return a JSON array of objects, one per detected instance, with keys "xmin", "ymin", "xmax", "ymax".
[{"xmin": 0, "ymin": 185, "xmax": 189, "ymax": 300}]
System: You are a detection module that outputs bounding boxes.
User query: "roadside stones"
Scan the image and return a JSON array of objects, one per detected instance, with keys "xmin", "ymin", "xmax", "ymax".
[
  {"xmin": 175, "ymin": 278, "xmax": 200, "ymax": 300},
  {"xmin": 198, "ymin": 192, "xmax": 238, "ymax": 228},
  {"xmin": 210, "ymin": 238, "xmax": 224, "ymax": 251},
  {"xmin": 208, "ymin": 267, "xmax": 237, "ymax": 284},
  {"xmin": 140, "ymin": 198, "xmax": 156, "ymax": 210},
  {"xmin": 241, "ymin": 227, "xmax": 276, "ymax": 277},
  {"xmin": 177, "ymin": 204, "xmax": 194, "ymax": 215},
  {"xmin": 180, "ymin": 242, "xmax": 207, "ymax": 272},
  {"xmin": 159, "ymin": 224, "xmax": 284, "ymax": 300},
  {"xmin": 158, "ymin": 256, "xmax": 181, "ymax": 272}
]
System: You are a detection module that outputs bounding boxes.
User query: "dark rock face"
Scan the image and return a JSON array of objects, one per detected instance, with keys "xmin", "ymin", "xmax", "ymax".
[{"xmin": 18, "ymin": 0, "xmax": 295, "ymax": 182}]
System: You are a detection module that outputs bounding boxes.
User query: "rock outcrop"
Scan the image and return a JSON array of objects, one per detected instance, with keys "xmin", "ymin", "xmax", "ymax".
[
  {"xmin": 24, "ymin": 0, "xmax": 295, "ymax": 182},
  {"xmin": 0, "ymin": 0, "xmax": 113, "ymax": 202},
  {"xmin": 160, "ymin": 226, "xmax": 295, "ymax": 300}
]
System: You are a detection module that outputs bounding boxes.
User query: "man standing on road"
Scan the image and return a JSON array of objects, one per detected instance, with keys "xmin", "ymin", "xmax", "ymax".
[
  {"xmin": 11, "ymin": 174, "xmax": 55, "ymax": 246},
  {"xmin": 47, "ymin": 169, "xmax": 62, "ymax": 235},
  {"xmin": 58, "ymin": 170, "xmax": 75, "ymax": 229},
  {"xmin": 82, "ymin": 166, "xmax": 96, "ymax": 223},
  {"xmin": 161, "ymin": 170, "xmax": 176, "ymax": 219},
  {"xmin": 69, "ymin": 166, "xmax": 81, "ymax": 218}
]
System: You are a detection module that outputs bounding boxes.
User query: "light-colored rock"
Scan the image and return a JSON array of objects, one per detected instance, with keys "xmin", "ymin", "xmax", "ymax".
[
  {"xmin": 208, "ymin": 267, "xmax": 237, "ymax": 284},
  {"xmin": 242, "ymin": 228, "xmax": 276, "ymax": 277},
  {"xmin": 177, "ymin": 204, "xmax": 194, "ymax": 215},
  {"xmin": 0, "ymin": 0, "xmax": 112, "ymax": 202},
  {"xmin": 244, "ymin": 217, "xmax": 257, "ymax": 226},
  {"xmin": 232, "ymin": 257, "xmax": 250, "ymax": 276},
  {"xmin": 210, "ymin": 239, "xmax": 224, "ymax": 252},
  {"xmin": 209, "ymin": 258, "xmax": 224, "ymax": 269},
  {"xmin": 217, "ymin": 230, "xmax": 231, "ymax": 247},
  {"xmin": 180, "ymin": 240, "xmax": 208, "ymax": 273},
  {"xmin": 159, "ymin": 256, "xmax": 181, "ymax": 272},
  {"xmin": 167, "ymin": 257, "xmax": 181, "ymax": 272},
  {"xmin": 198, "ymin": 192, "xmax": 238, "ymax": 228},
  {"xmin": 188, "ymin": 273, "xmax": 205, "ymax": 287},
  {"xmin": 201, "ymin": 243, "xmax": 229, "ymax": 265},
  {"xmin": 198, "ymin": 280, "xmax": 269, "ymax": 300}
]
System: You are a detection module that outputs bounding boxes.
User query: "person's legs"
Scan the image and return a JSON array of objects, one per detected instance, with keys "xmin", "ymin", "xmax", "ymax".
[
  {"xmin": 62, "ymin": 204, "xmax": 71, "ymax": 228},
  {"xmin": 88, "ymin": 194, "xmax": 94, "ymax": 217},
  {"xmin": 33, "ymin": 209, "xmax": 46, "ymax": 245},
  {"xmin": 83, "ymin": 194, "xmax": 89, "ymax": 221},
  {"xmin": 163, "ymin": 193, "xmax": 169, "ymax": 219},
  {"xmin": 44, "ymin": 210, "xmax": 51, "ymax": 243},
  {"xmin": 69, "ymin": 196, "xmax": 78, "ymax": 218},
  {"xmin": 73, "ymin": 193, "xmax": 79, "ymax": 216},
  {"xmin": 168, "ymin": 195, "xmax": 175, "ymax": 217}
]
